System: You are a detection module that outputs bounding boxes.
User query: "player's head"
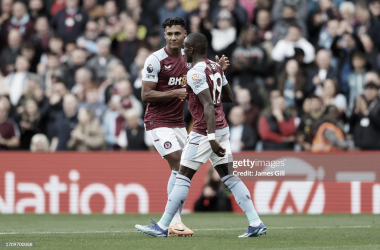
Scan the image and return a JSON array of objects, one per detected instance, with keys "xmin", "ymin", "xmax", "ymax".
[
  {"xmin": 162, "ymin": 17, "xmax": 187, "ymax": 50},
  {"xmin": 183, "ymin": 32, "xmax": 208, "ymax": 63}
]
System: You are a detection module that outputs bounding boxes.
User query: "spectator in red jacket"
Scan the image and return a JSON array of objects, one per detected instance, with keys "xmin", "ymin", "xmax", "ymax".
[
  {"xmin": 259, "ymin": 95, "xmax": 296, "ymax": 150},
  {"xmin": 0, "ymin": 100, "xmax": 20, "ymax": 150}
]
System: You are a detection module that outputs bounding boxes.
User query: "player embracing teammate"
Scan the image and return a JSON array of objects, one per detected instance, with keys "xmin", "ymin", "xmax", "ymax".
[
  {"xmin": 140, "ymin": 17, "xmax": 229, "ymax": 236},
  {"xmin": 136, "ymin": 31, "xmax": 267, "ymax": 238}
]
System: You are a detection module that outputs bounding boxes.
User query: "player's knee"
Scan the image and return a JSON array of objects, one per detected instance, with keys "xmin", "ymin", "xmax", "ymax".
[{"xmin": 221, "ymin": 175, "xmax": 241, "ymax": 189}]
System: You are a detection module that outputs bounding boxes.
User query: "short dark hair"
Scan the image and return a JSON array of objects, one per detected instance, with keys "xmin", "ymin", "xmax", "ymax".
[
  {"xmin": 186, "ymin": 32, "xmax": 208, "ymax": 54},
  {"xmin": 161, "ymin": 17, "xmax": 186, "ymax": 30}
]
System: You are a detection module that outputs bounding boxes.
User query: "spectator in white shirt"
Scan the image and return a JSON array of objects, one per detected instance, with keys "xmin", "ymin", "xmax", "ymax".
[{"xmin": 229, "ymin": 106, "xmax": 257, "ymax": 152}]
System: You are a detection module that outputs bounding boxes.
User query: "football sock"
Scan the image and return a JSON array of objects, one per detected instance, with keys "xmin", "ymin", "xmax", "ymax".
[
  {"xmin": 221, "ymin": 175, "xmax": 261, "ymax": 227},
  {"xmin": 167, "ymin": 170, "xmax": 182, "ymax": 224},
  {"xmin": 158, "ymin": 174, "xmax": 191, "ymax": 229}
]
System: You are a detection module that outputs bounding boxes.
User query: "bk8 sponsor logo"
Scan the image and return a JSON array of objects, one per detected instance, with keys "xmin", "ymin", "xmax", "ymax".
[{"xmin": 168, "ymin": 75, "xmax": 187, "ymax": 86}]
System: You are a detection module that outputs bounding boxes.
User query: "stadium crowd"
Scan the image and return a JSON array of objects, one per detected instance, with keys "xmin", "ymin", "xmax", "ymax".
[{"xmin": 0, "ymin": 0, "xmax": 380, "ymax": 152}]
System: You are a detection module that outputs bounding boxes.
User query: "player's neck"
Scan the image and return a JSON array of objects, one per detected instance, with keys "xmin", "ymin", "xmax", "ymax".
[
  {"xmin": 165, "ymin": 46, "xmax": 182, "ymax": 58},
  {"xmin": 191, "ymin": 54, "xmax": 207, "ymax": 65}
]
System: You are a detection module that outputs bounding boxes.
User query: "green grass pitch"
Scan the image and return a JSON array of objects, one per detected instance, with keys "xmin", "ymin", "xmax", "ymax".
[{"xmin": 0, "ymin": 213, "xmax": 379, "ymax": 250}]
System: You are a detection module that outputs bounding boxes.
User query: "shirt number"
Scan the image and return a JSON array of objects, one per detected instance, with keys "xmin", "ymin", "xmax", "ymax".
[{"xmin": 209, "ymin": 72, "xmax": 222, "ymax": 104}]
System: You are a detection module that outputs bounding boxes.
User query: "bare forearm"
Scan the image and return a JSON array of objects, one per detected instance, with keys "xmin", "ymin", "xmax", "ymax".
[
  {"xmin": 221, "ymin": 84, "xmax": 233, "ymax": 102},
  {"xmin": 142, "ymin": 89, "xmax": 177, "ymax": 103},
  {"xmin": 203, "ymin": 104, "xmax": 216, "ymax": 134},
  {"xmin": 3, "ymin": 137, "xmax": 20, "ymax": 148}
]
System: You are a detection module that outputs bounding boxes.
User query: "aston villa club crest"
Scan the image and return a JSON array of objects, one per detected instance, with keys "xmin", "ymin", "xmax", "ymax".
[
  {"xmin": 164, "ymin": 141, "xmax": 172, "ymax": 149},
  {"xmin": 185, "ymin": 63, "xmax": 192, "ymax": 69}
]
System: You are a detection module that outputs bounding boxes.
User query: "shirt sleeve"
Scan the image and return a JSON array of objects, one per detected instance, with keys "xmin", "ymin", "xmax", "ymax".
[
  {"xmin": 141, "ymin": 54, "xmax": 160, "ymax": 83},
  {"xmin": 187, "ymin": 69, "xmax": 208, "ymax": 95}
]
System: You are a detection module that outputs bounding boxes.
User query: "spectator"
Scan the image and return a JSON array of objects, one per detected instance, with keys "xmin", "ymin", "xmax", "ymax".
[
  {"xmin": 71, "ymin": 67, "xmax": 94, "ymax": 102},
  {"xmin": 79, "ymin": 84, "xmax": 107, "ymax": 123},
  {"xmin": 104, "ymin": 63, "xmax": 129, "ymax": 104},
  {"xmin": 229, "ymin": 106, "xmax": 257, "ymax": 152},
  {"xmin": 331, "ymin": 32, "xmax": 365, "ymax": 95},
  {"xmin": 76, "ymin": 20, "xmax": 101, "ymax": 55},
  {"xmin": 339, "ymin": 1, "xmax": 356, "ymax": 27},
  {"xmin": 50, "ymin": 0, "xmax": 89, "ymax": 43},
  {"xmin": 308, "ymin": 0, "xmax": 336, "ymax": 46},
  {"xmin": 297, "ymin": 95, "xmax": 324, "ymax": 151},
  {"xmin": 0, "ymin": 101, "xmax": 20, "ymax": 150},
  {"xmin": 354, "ymin": 2, "xmax": 380, "ymax": 49},
  {"xmin": 28, "ymin": 0, "xmax": 45, "ymax": 21},
  {"xmin": 194, "ymin": 166, "xmax": 232, "ymax": 212},
  {"xmin": 255, "ymin": 9, "xmax": 274, "ymax": 44},
  {"xmin": 277, "ymin": 59, "xmax": 306, "ymax": 112},
  {"xmin": 0, "ymin": 29, "xmax": 22, "ymax": 75},
  {"xmin": 4, "ymin": 56, "xmax": 30, "ymax": 106},
  {"xmin": 0, "ymin": 0, "xmax": 13, "ymax": 34},
  {"xmin": 370, "ymin": 0, "xmax": 380, "ymax": 20},
  {"xmin": 347, "ymin": 52, "xmax": 367, "ymax": 115},
  {"xmin": 258, "ymin": 95, "xmax": 297, "ymax": 150},
  {"xmin": 18, "ymin": 99, "xmax": 41, "ymax": 150},
  {"xmin": 272, "ymin": 24, "xmax": 315, "ymax": 65},
  {"xmin": 103, "ymin": 0, "xmax": 121, "ymax": 38},
  {"xmin": 83, "ymin": 0, "xmax": 104, "ymax": 19},
  {"xmin": 311, "ymin": 105, "xmax": 350, "ymax": 152},
  {"xmin": 271, "ymin": 0, "xmax": 309, "ymax": 22},
  {"xmin": 321, "ymin": 78, "xmax": 347, "ymax": 113},
  {"xmin": 31, "ymin": 16, "xmax": 53, "ymax": 55},
  {"xmin": 273, "ymin": 5, "xmax": 308, "ymax": 44},
  {"xmin": 1, "ymin": 1, "xmax": 35, "ymax": 44},
  {"xmin": 86, "ymin": 37, "xmax": 121, "ymax": 84},
  {"xmin": 235, "ymin": 88, "xmax": 260, "ymax": 130},
  {"xmin": 212, "ymin": 0, "xmax": 248, "ymax": 29},
  {"xmin": 117, "ymin": 109, "xmax": 154, "ymax": 151},
  {"xmin": 30, "ymin": 133, "xmax": 49, "ymax": 152},
  {"xmin": 21, "ymin": 41, "xmax": 39, "ymax": 73},
  {"xmin": 39, "ymin": 36, "xmax": 66, "ymax": 66},
  {"xmin": 360, "ymin": 34, "xmax": 380, "ymax": 71},
  {"xmin": 125, "ymin": 0, "xmax": 158, "ymax": 33},
  {"xmin": 63, "ymin": 49, "xmax": 87, "ymax": 90},
  {"xmin": 349, "ymin": 82, "xmax": 380, "ymax": 150},
  {"xmin": 317, "ymin": 18, "xmax": 339, "ymax": 50},
  {"xmin": 117, "ymin": 79, "xmax": 143, "ymax": 117},
  {"xmin": 41, "ymin": 53, "xmax": 66, "ymax": 96},
  {"xmin": 158, "ymin": 0, "xmax": 188, "ymax": 43},
  {"xmin": 364, "ymin": 71, "xmax": 380, "ymax": 86},
  {"xmin": 67, "ymin": 107, "xmax": 106, "ymax": 151},
  {"xmin": 103, "ymin": 94, "xmax": 125, "ymax": 150},
  {"xmin": 50, "ymin": 93, "xmax": 78, "ymax": 151},
  {"xmin": 306, "ymin": 49, "xmax": 337, "ymax": 96}
]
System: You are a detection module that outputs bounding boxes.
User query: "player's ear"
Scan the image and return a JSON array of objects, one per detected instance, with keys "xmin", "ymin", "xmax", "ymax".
[{"xmin": 184, "ymin": 30, "xmax": 187, "ymax": 37}]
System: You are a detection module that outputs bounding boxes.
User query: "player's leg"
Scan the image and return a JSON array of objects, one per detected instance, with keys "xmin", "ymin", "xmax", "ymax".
[{"xmin": 211, "ymin": 133, "xmax": 267, "ymax": 238}]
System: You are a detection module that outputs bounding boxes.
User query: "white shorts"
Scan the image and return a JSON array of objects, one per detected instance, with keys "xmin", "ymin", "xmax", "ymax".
[
  {"xmin": 146, "ymin": 127, "xmax": 188, "ymax": 157},
  {"xmin": 180, "ymin": 128, "xmax": 233, "ymax": 171}
]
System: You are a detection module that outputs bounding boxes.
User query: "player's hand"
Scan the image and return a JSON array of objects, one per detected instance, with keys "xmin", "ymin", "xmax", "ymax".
[
  {"xmin": 209, "ymin": 140, "xmax": 226, "ymax": 157},
  {"xmin": 174, "ymin": 88, "xmax": 188, "ymax": 101},
  {"xmin": 215, "ymin": 55, "xmax": 230, "ymax": 72}
]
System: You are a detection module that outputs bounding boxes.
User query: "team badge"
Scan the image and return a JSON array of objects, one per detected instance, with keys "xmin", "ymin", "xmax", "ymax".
[
  {"xmin": 147, "ymin": 64, "xmax": 154, "ymax": 73},
  {"xmin": 164, "ymin": 141, "xmax": 172, "ymax": 149},
  {"xmin": 192, "ymin": 74, "xmax": 199, "ymax": 81},
  {"xmin": 186, "ymin": 63, "xmax": 192, "ymax": 69}
]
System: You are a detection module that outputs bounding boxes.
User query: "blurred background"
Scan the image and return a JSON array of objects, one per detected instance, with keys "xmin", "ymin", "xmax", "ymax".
[{"xmin": 0, "ymin": 0, "xmax": 380, "ymax": 153}]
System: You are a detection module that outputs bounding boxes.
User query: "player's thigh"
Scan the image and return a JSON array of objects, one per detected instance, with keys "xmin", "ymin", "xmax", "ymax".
[
  {"xmin": 173, "ymin": 127, "xmax": 188, "ymax": 150},
  {"xmin": 210, "ymin": 133, "xmax": 233, "ymax": 167},
  {"xmin": 147, "ymin": 127, "xmax": 182, "ymax": 157},
  {"xmin": 180, "ymin": 132, "xmax": 212, "ymax": 171}
]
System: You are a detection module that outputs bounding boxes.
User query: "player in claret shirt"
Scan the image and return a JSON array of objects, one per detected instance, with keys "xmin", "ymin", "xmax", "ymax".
[
  {"xmin": 140, "ymin": 17, "xmax": 229, "ymax": 236},
  {"xmin": 136, "ymin": 33, "xmax": 266, "ymax": 238}
]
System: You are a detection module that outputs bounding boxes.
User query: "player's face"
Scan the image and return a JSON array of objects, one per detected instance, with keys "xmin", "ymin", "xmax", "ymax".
[
  {"xmin": 164, "ymin": 25, "xmax": 187, "ymax": 50},
  {"xmin": 183, "ymin": 39, "xmax": 193, "ymax": 63}
]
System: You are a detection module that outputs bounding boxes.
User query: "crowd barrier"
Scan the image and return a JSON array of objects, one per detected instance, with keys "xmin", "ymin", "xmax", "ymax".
[{"xmin": 0, "ymin": 152, "xmax": 379, "ymax": 214}]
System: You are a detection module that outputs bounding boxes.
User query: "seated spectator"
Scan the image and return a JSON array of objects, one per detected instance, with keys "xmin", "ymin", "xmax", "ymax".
[
  {"xmin": 4, "ymin": 56, "xmax": 30, "ymax": 106},
  {"xmin": 194, "ymin": 166, "xmax": 232, "ymax": 212},
  {"xmin": 86, "ymin": 37, "xmax": 121, "ymax": 84},
  {"xmin": 50, "ymin": 93, "xmax": 78, "ymax": 151},
  {"xmin": 117, "ymin": 109, "xmax": 154, "ymax": 151},
  {"xmin": 0, "ymin": 29, "xmax": 22, "ymax": 75},
  {"xmin": 18, "ymin": 99, "xmax": 41, "ymax": 150},
  {"xmin": 258, "ymin": 95, "xmax": 296, "ymax": 150},
  {"xmin": 229, "ymin": 106, "xmax": 257, "ymax": 152},
  {"xmin": 235, "ymin": 88, "xmax": 260, "ymax": 130},
  {"xmin": 0, "ymin": 101, "xmax": 20, "ymax": 150},
  {"xmin": 31, "ymin": 16, "xmax": 53, "ymax": 55},
  {"xmin": 67, "ymin": 107, "xmax": 106, "ymax": 151},
  {"xmin": 30, "ymin": 133, "xmax": 49, "ymax": 152},
  {"xmin": 321, "ymin": 78, "xmax": 347, "ymax": 113},
  {"xmin": 354, "ymin": 2, "xmax": 380, "ymax": 49},
  {"xmin": 347, "ymin": 52, "xmax": 367, "ymax": 115},
  {"xmin": 306, "ymin": 49, "xmax": 337, "ymax": 96},
  {"xmin": 277, "ymin": 59, "xmax": 306, "ymax": 113},
  {"xmin": 273, "ymin": 5, "xmax": 308, "ymax": 44},
  {"xmin": 79, "ymin": 84, "xmax": 107, "ymax": 123},
  {"xmin": 311, "ymin": 105, "xmax": 350, "ymax": 152},
  {"xmin": 272, "ymin": 0, "xmax": 308, "ymax": 22},
  {"xmin": 1, "ymin": 1, "xmax": 35, "ymax": 44},
  {"xmin": 50, "ymin": 0, "xmax": 89, "ymax": 43},
  {"xmin": 349, "ymin": 82, "xmax": 380, "ymax": 150},
  {"xmin": 297, "ymin": 95, "xmax": 324, "ymax": 151},
  {"xmin": 271, "ymin": 24, "xmax": 315, "ymax": 65}
]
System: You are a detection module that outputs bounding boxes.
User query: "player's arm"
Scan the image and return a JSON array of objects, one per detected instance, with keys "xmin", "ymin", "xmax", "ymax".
[
  {"xmin": 141, "ymin": 55, "xmax": 187, "ymax": 103},
  {"xmin": 221, "ymin": 71, "xmax": 233, "ymax": 102},
  {"xmin": 141, "ymin": 81, "xmax": 187, "ymax": 103},
  {"xmin": 198, "ymin": 90, "xmax": 226, "ymax": 157}
]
